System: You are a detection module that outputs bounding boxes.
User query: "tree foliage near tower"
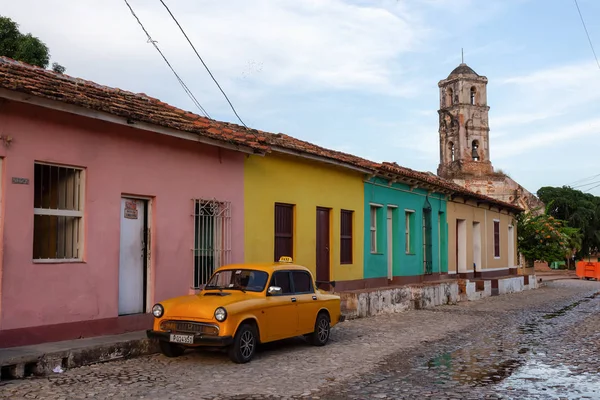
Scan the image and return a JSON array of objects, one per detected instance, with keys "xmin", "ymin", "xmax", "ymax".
[
  {"xmin": 0, "ymin": 15, "xmax": 65, "ymax": 72},
  {"xmin": 537, "ymin": 186, "xmax": 600, "ymax": 258},
  {"xmin": 516, "ymin": 212, "xmax": 582, "ymax": 267}
]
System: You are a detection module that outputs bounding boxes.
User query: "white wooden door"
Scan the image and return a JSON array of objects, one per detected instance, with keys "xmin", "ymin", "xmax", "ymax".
[
  {"xmin": 387, "ymin": 208, "xmax": 393, "ymax": 280},
  {"xmin": 508, "ymin": 225, "xmax": 515, "ymax": 267},
  {"xmin": 118, "ymin": 198, "xmax": 146, "ymax": 315}
]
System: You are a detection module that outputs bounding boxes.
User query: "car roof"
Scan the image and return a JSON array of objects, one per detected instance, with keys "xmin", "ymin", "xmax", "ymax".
[{"xmin": 215, "ymin": 262, "xmax": 310, "ymax": 273}]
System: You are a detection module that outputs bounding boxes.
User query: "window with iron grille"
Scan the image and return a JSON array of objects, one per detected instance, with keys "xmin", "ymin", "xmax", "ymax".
[
  {"xmin": 340, "ymin": 209, "xmax": 353, "ymax": 264},
  {"xmin": 493, "ymin": 220, "xmax": 500, "ymax": 258},
  {"xmin": 193, "ymin": 199, "xmax": 231, "ymax": 288},
  {"xmin": 274, "ymin": 203, "xmax": 294, "ymax": 261},
  {"xmin": 33, "ymin": 162, "xmax": 84, "ymax": 261}
]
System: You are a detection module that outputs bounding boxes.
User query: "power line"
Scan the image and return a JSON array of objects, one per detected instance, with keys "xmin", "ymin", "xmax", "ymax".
[
  {"xmin": 123, "ymin": 0, "xmax": 211, "ymax": 119},
  {"xmin": 572, "ymin": 179, "xmax": 600, "ymax": 189},
  {"xmin": 159, "ymin": 0, "xmax": 248, "ymax": 128},
  {"xmin": 574, "ymin": 0, "xmax": 600, "ymax": 70},
  {"xmin": 568, "ymin": 173, "xmax": 600, "ymax": 186},
  {"xmin": 583, "ymin": 182, "xmax": 600, "ymax": 193}
]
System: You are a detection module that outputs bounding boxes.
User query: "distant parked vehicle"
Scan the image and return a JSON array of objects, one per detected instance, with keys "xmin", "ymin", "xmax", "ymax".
[{"xmin": 146, "ymin": 257, "xmax": 344, "ymax": 363}]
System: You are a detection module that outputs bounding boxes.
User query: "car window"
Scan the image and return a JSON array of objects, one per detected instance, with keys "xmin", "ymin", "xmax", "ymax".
[
  {"xmin": 270, "ymin": 271, "xmax": 293, "ymax": 295},
  {"xmin": 292, "ymin": 271, "xmax": 313, "ymax": 293},
  {"xmin": 205, "ymin": 269, "xmax": 269, "ymax": 292}
]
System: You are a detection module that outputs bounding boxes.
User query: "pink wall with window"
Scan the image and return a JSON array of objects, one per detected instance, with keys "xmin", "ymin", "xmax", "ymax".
[{"xmin": 0, "ymin": 101, "xmax": 245, "ymax": 340}]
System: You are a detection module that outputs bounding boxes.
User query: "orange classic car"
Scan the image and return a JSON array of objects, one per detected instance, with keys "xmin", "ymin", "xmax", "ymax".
[{"xmin": 146, "ymin": 257, "xmax": 344, "ymax": 363}]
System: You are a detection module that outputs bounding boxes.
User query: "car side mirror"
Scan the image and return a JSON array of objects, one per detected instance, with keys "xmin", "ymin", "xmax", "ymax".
[{"xmin": 267, "ymin": 286, "xmax": 282, "ymax": 296}]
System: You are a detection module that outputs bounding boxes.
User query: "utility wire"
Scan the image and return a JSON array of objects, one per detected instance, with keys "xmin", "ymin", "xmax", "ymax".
[
  {"xmin": 572, "ymin": 179, "xmax": 600, "ymax": 189},
  {"xmin": 574, "ymin": 0, "xmax": 600, "ymax": 70},
  {"xmin": 567, "ymin": 172, "xmax": 600, "ymax": 186},
  {"xmin": 123, "ymin": 0, "xmax": 211, "ymax": 119},
  {"xmin": 583, "ymin": 182, "xmax": 600, "ymax": 193},
  {"xmin": 159, "ymin": 0, "xmax": 248, "ymax": 128}
]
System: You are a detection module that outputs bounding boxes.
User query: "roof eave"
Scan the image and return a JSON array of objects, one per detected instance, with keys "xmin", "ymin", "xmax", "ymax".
[
  {"xmin": 0, "ymin": 88, "xmax": 266, "ymax": 156},
  {"xmin": 272, "ymin": 146, "xmax": 374, "ymax": 174},
  {"xmin": 375, "ymin": 170, "xmax": 453, "ymax": 195}
]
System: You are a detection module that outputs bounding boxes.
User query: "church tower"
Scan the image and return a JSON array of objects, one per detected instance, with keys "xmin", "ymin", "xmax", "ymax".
[{"xmin": 437, "ymin": 63, "xmax": 494, "ymax": 179}]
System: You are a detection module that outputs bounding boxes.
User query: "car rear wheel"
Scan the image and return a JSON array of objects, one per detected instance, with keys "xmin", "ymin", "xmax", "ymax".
[
  {"xmin": 159, "ymin": 341, "xmax": 185, "ymax": 357},
  {"xmin": 307, "ymin": 312, "xmax": 330, "ymax": 346},
  {"xmin": 228, "ymin": 323, "xmax": 257, "ymax": 363}
]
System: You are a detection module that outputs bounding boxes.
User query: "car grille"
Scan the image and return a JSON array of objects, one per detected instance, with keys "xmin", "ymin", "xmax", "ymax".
[{"xmin": 160, "ymin": 320, "xmax": 219, "ymax": 336}]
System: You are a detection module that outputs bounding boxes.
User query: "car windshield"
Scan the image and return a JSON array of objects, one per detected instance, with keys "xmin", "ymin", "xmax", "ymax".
[{"xmin": 204, "ymin": 269, "xmax": 269, "ymax": 293}]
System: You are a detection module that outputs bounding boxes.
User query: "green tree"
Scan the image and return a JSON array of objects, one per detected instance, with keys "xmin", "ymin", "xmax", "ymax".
[
  {"xmin": 0, "ymin": 15, "xmax": 21, "ymax": 57},
  {"xmin": 516, "ymin": 212, "xmax": 582, "ymax": 268},
  {"xmin": 13, "ymin": 33, "xmax": 49, "ymax": 68},
  {"xmin": 0, "ymin": 15, "xmax": 64, "ymax": 72},
  {"xmin": 537, "ymin": 186, "xmax": 600, "ymax": 258}
]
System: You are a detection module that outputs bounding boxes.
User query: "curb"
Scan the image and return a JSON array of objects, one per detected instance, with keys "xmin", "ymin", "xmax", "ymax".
[{"xmin": 0, "ymin": 332, "xmax": 159, "ymax": 380}]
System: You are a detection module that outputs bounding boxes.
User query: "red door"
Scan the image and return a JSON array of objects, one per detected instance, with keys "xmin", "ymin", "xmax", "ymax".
[{"xmin": 316, "ymin": 207, "xmax": 330, "ymax": 289}]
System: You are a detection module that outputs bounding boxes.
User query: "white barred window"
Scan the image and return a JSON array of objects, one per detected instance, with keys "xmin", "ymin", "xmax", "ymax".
[
  {"xmin": 33, "ymin": 162, "xmax": 84, "ymax": 261},
  {"xmin": 193, "ymin": 199, "xmax": 231, "ymax": 288}
]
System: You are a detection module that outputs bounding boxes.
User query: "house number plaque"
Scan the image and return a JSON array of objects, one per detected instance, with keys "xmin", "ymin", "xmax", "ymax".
[{"xmin": 12, "ymin": 177, "xmax": 29, "ymax": 185}]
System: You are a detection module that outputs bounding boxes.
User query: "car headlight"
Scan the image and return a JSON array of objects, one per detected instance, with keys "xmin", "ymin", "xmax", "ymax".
[
  {"xmin": 214, "ymin": 307, "xmax": 227, "ymax": 322},
  {"xmin": 152, "ymin": 304, "xmax": 164, "ymax": 318}
]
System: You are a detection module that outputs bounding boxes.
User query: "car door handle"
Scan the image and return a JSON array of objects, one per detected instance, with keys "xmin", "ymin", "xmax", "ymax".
[
  {"xmin": 291, "ymin": 297, "xmax": 296, "ymax": 302},
  {"xmin": 312, "ymin": 296, "xmax": 317, "ymax": 300}
]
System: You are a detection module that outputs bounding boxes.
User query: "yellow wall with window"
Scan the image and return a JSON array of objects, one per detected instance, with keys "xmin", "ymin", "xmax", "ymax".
[{"xmin": 244, "ymin": 153, "xmax": 365, "ymax": 282}]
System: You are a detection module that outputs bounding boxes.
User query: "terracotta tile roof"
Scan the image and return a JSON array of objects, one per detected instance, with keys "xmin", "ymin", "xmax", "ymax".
[
  {"xmin": 265, "ymin": 132, "xmax": 379, "ymax": 170},
  {"xmin": 0, "ymin": 57, "xmax": 522, "ymax": 212},
  {"xmin": 0, "ymin": 57, "xmax": 270, "ymax": 153},
  {"xmin": 379, "ymin": 162, "xmax": 524, "ymax": 212}
]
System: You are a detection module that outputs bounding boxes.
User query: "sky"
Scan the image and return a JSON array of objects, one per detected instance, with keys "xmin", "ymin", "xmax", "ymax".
[{"xmin": 1, "ymin": 0, "xmax": 599, "ymax": 196}]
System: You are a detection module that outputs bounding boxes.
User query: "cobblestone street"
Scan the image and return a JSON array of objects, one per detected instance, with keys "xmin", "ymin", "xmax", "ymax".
[{"xmin": 1, "ymin": 279, "xmax": 599, "ymax": 400}]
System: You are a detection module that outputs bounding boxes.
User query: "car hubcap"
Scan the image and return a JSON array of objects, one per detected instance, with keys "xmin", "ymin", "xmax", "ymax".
[
  {"xmin": 240, "ymin": 330, "xmax": 254, "ymax": 359},
  {"xmin": 318, "ymin": 319, "xmax": 329, "ymax": 342}
]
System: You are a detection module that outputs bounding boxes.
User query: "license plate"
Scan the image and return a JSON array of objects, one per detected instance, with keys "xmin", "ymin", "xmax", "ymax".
[{"xmin": 169, "ymin": 334, "xmax": 194, "ymax": 344}]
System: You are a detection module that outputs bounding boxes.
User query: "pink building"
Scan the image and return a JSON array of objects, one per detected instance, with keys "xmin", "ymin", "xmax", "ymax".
[{"xmin": 0, "ymin": 57, "xmax": 268, "ymax": 347}]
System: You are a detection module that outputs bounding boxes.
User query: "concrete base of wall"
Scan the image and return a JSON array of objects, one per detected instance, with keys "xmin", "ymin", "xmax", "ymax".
[
  {"xmin": 458, "ymin": 279, "xmax": 492, "ymax": 302},
  {"xmin": 339, "ymin": 274, "xmax": 538, "ymax": 319},
  {"xmin": 497, "ymin": 274, "xmax": 538, "ymax": 295},
  {"xmin": 339, "ymin": 281, "xmax": 459, "ymax": 319}
]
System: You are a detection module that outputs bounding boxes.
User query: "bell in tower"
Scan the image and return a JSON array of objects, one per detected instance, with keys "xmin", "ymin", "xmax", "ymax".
[{"xmin": 471, "ymin": 142, "xmax": 480, "ymax": 161}]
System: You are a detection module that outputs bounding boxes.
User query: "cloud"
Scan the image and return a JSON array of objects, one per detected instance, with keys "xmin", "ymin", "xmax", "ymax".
[
  {"xmin": 1, "ymin": 0, "xmax": 429, "ymax": 96},
  {"xmin": 493, "ymin": 117, "xmax": 600, "ymax": 159}
]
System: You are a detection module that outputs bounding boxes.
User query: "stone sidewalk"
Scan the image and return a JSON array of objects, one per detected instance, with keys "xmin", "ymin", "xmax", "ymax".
[{"xmin": 0, "ymin": 331, "xmax": 157, "ymax": 380}]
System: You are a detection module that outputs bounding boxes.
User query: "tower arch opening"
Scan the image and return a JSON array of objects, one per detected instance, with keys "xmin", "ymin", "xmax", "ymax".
[
  {"xmin": 445, "ymin": 87, "xmax": 453, "ymax": 107},
  {"xmin": 471, "ymin": 140, "xmax": 480, "ymax": 161},
  {"xmin": 470, "ymin": 86, "xmax": 477, "ymax": 105},
  {"xmin": 449, "ymin": 141, "xmax": 456, "ymax": 162}
]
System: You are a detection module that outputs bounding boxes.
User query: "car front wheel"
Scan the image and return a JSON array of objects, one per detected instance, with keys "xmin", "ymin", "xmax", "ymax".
[
  {"xmin": 228, "ymin": 323, "xmax": 257, "ymax": 363},
  {"xmin": 159, "ymin": 341, "xmax": 185, "ymax": 357},
  {"xmin": 307, "ymin": 312, "xmax": 330, "ymax": 346}
]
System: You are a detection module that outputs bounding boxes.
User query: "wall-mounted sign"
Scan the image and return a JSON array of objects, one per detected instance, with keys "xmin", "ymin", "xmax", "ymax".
[
  {"xmin": 12, "ymin": 177, "xmax": 29, "ymax": 185},
  {"xmin": 124, "ymin": 200, "xmax": 138, "ymax": 219}
]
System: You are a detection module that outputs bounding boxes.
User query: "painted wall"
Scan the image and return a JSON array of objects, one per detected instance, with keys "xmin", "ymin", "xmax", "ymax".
[
  {"xmin": 0, "ymin": 101, "xmax": 245, "ymax": 330},
  {"xmin": 364, "ymin": 178, "xmax": 448, "ymax": 279},
  {"xmin": 446, "ymin": 199, "xmax": 517, "ymax": 273},
  {"xmin": 244, "ymin": 153, "xmax": 364, "ymax": 282}
]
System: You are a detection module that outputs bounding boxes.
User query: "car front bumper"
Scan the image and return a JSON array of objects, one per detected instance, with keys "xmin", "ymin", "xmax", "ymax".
[{"xmin": 146, "ymin": 330, "xmax": 233, "ymax": 347}]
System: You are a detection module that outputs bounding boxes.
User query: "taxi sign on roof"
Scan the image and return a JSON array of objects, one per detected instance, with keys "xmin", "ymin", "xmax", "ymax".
[{"xmin": 278, "ymin": 256, "xmax": 293, "ymax": 263}]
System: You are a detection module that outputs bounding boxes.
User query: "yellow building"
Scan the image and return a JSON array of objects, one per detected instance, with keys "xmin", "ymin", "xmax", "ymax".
[
  {"xmin": 244, "ymin": 133, "xmax": 375, "ymax": 284},
  {"xmin": 446, "ymin": 193, "xmax": 521, "ymax": 278}
]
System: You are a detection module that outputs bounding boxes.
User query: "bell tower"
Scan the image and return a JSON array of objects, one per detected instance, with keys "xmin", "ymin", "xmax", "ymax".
[{"xmin": 437, "ymin": 63, "xmax": 494, "ymax": 178}]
